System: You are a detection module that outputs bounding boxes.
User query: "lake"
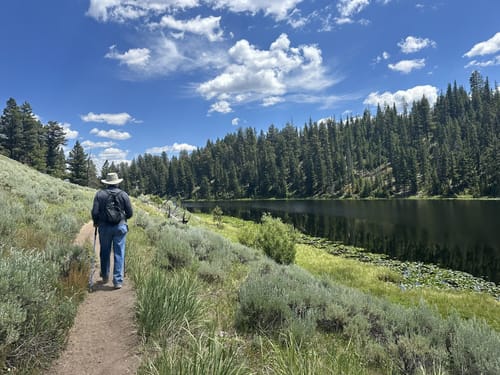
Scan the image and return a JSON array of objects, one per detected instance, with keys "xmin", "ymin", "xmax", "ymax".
[{"xmin": 185, "ymin": 200, "xmax": 500, "ymax": 283}]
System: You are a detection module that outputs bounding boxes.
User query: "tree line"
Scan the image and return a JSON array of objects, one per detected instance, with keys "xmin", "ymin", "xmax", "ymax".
[
  {"xmin": 0, "ymin": 98, "xmax": 100, "ymax": 187},
  {"xmin": 1, "ymin": 71, "xmax": 498, "ymax": 198}
]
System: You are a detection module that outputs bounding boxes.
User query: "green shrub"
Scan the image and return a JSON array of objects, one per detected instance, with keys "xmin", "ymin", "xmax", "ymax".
[
  {"xmin": 0, "ymin": 248, "xmax": 77, "ymax": 371},
  {"xmin": 156, "ymin": 229, "xmax": 195, "ymax": 270},
  {"xmin": 230, "ymin": 242, "xmax": 261, "ymax": 265},
  {"xmin": 447, "ymin": 315, "xmax": 500, "ymax": 374},
  {"xmin": 237, "ymin": 224, "xmax": 258, "ymax": 248},
  {"xmin": 136, "ymin": 269, "xmax": 204, "ymax": 340},
  {"xmin": 0, "ymin": 191, "xmax": 21, "ymax": 241},
  {"xmin": 185, "ymin": 227, "xmax": 233, "ymax": 264},
  {"xmin": 256, "ymin": 213, "xmax": 297, "ymax": 264},
  {"xmin": 235, "ymin": 261, "xmax": 329, "ymax": 335},
  {"xmin": 197, "ymin": 261, "xmax": 226, "ymax": 283}
]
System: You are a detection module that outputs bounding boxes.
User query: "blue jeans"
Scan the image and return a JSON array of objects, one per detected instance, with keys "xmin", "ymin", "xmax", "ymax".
[{"xmin": 98, "ymin": 223, "xmax": 128, "ymax": 286}]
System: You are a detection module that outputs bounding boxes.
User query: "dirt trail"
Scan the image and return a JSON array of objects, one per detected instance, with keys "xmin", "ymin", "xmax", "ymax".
[{"xmin": 48, "ymin": 222, "xmax": 141, "ymax": 375}]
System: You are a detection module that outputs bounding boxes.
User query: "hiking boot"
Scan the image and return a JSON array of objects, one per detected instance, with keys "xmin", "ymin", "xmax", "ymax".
[
  {"xmin": 114, "ymin": 283, "xmax": 122, "ymax": 289},
  {"xmin": 101, "ymin": 276, "xmax": 109, "ymax": 284}
]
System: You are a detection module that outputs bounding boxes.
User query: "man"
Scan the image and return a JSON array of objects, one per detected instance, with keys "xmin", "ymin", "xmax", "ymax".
[{"xmin": 91, "ymin": 172, "xmax": 133, "ymax": 289}]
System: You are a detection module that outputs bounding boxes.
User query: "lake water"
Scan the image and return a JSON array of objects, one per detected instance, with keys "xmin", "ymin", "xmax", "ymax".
[{"xmin": 185, "ymin": 200, "xmax": 500, "ymax": 283}]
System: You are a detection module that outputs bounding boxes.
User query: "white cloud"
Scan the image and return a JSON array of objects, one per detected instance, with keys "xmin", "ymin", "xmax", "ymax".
[
  {"xmin": 363, "ymin": 85, "xmax": 438, "ymax": 111},
  {"xmin": 89, "ymin": 146, "xmax": 130, "ymax": 172},
  {"xmin": 81, "ymin": 140, "xmax": 116, "ymax": 149},
  {"xmin": 90, "ymin": 128, "xmax": 131, "ymax": 140},
  {"xmin": 398, "ymin": 36, "xmax": 436, "ymax": 53},
  {"xmin": 152, "ymin": 15, "xmax": 223, "ymax": 42},
  {"xmin": 465, "ymin": 55, "xmax": 500, "ymax": 68},
  {"xmin": 334, "ymin": 16, "xmax": 354, "ymax": 25},
  {"xmin": 262, "ymin": 96, "xmax": 285, "ymax": 107},
  {"xmin": 87, "ymin": 0, "xmax": 301, "ymax": 23},
  {"xmin": 97, "ymin": 147, "xmax": 130, "ymax": 165},
  {"xmin": 197, "ymin": 33, "xmax": 334, "ymax": 112},
  {"xmin": 388, "ymin": 58, "xmax": 425, "ymax": 74},
  {"xmin": 81, "ymin": 112, "xmax": 138, "ymax": 125},
  {"xmin": 146, "ymin": 142, "xmax": 197, "ymax": 154},
  {"xmin": 105, "ymin": 36, "xmax": 198, "ymax": 77},
  {"xmin": 337, "ymin": 0, "xmax": 369, "ymax": 17},
  {"xmin": 105, "ymin": 45, "xmax": 151, "ymax": 68},
  {"xmin": 464, "ymin": 32, "xmax": 500, "ymax": 57},
  {"xmin": 210, "ymin": 0, "xmax": 303, "ymax": 21},
  {"xmin": 209, "ymin": 100, "xmax": 233, "ymax": 113},
  {"xmin": 374, "ymin": 51, "xmax": 390, "ymax": 63},
  {"xmin": 86, "ymin": 0, "xmax": 200, "ymax": 22},
  {"xmin": 61, "ymin": 123, "xmax": 78, "ymax": 140},
  {"xmin": 231, "ymin": 117, "xmax": 240, "ymax": 126}
]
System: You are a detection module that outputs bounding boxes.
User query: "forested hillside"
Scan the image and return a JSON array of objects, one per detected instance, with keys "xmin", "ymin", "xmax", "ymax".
[
  {"xmin": 115, "ymin": 72, "xmax": 499, "ymax": 199},
  {"xmin": 1, "ymin": 72, "xmax": 498, "ymax": 199}
]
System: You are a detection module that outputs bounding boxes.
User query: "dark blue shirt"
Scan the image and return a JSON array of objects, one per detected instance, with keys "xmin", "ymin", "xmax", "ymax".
[{"xmin": 91, "ymin": 186, "xmax": 133, "ymax": 225}]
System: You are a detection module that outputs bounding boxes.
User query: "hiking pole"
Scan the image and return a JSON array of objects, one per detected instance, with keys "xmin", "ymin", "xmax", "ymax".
[{"xmin": 88, "ymin": 226, "xmax": 98, "ymax": 293}]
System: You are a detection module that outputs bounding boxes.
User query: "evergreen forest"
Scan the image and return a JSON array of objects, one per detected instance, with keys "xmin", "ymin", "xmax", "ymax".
[{"xmin": 1, "ymin": 71, "xmax": 498, "ymax": 199}]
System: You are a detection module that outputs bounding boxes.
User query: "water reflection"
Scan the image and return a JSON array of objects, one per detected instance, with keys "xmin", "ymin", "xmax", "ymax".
[{"xmin": 185, "ymin": 200, "xmax": 500, "ymax": 283}]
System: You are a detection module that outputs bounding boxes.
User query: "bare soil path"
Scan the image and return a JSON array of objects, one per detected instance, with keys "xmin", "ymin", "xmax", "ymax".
[{"xmin": 48, "ymin": 222, "xmax": 141, "ymax": 375}]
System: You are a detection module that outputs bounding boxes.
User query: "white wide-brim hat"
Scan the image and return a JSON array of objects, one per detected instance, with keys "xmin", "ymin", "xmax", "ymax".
[{"xmin": 101, "ymin": 172, "xmax": 123, "ymax": 185}]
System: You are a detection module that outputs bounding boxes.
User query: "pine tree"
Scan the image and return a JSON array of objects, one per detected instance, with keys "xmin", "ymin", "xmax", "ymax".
[
  {"xmin": 20, "ymin": 102, "xmax": 46, "ymax": 171},
  {"xmin": 45, "ymin": 121, "xmax": 67, "ymax": 176},
  {"xmin": 0, "ymin": 98, "xmax": 23, "ymax": 160},
  {"xmin": 67, "ymin": 140, "xmax": 89, "ymax": 186}
]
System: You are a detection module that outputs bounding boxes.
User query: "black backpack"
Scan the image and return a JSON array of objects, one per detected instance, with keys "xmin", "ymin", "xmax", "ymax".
[{"xmin": 104, "ymin": 190, "xmax": 124, "ymax": 224}]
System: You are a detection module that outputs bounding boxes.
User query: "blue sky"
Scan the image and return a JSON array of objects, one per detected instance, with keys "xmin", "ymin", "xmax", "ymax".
[{"xmin": 1, "ymin": 0, "xmax": 499, "ymax": 169}]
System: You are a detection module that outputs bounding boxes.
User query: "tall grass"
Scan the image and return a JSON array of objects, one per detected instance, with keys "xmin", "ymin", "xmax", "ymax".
[
  {"xmin": 135, "ymin": 268, "xmax": 204, "ymax": 340},
  {"xmin": 140, "ymin": 331, "xmax": 247, "ymax": 375},
  {"xmin": 263, "ymin": 333, "xmax": 368, "ymax": 375}
]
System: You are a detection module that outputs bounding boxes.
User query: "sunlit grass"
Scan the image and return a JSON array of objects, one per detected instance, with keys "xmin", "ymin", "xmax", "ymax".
[
  {"xmin": 196, "ymin": 212, "xmax": 500, "ymax": 332},
  {"xmin": 296, "ymin": 244, "xmax": 500, "ymax": 331}
]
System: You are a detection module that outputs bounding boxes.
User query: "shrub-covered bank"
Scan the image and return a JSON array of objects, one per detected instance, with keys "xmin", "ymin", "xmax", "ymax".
[
  {"xmin": 128, "ymin": 201, "xmax": 500, "ymax": 374},
  {"xmin": 0, "ymin": 156, "xmax": 94, "ymax": 373}
]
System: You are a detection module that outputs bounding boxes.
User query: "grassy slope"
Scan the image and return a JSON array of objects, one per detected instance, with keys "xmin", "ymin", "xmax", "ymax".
[{"xmin": 192, "ymin": 213, "xmax": 500, "ymax": 331}]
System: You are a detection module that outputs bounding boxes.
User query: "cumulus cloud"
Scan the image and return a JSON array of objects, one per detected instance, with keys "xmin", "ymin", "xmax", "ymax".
[
  {"xmin": 105, "ymin": 45, "xmax": 151, "ymax": 68},
  {"xmin": 81, "ymin": 140, "xmax": 116, "ymax": 149},
  {"xmin": 465, "ymin": 55, "xmax": 500, "ymax": 68},
  {"xmin": 87, "ymin": 0, "xmax": 302, "ymax": 23},
  {"xmin": 388, "ymin": 58, "xmax": 425, "ymax": 74},
  {"xmin": 90, "ymin": 128, "xmax": 131, "ymax": 140},
  {"xmin": 209, "ymin": 100, "xmax": 232, "ymax": 113},
  {"xmin": 337, "ymin": 0, "xmax": 369, "ymax": 17},
  {"xmin": 262, "ymin": 96, "xmax": 285, "ymax": 107},
  {"xmin": 210, "ymin": 0, "xmax": 303, "ymax": 21},
  {"xmin": 231, "ymin": 117, "xmax": 240, "ymax": 125},
  {"xmin": 152, "ymin": 15, "xmax": 223, "ymax": 41},
  {"xmin": 398, "ymin": 36, "xmax": 436, "ymax": 53},
  {"xmin": 61, "ymin": 123, "xmax": 78, "ymax": 140},
  {"xmin": 363, "ymin": 85, "xmax": 438, "ymax": 111},
  {"xmin": 98, "ymin": 147, "xmax": 129, "ymax": 162},
  {"xmin": 82, "ymin": 112, "xmax": 138, "ymax": 125},
  {"xmin": 464, "ymin": 32, "xmax": 500, "ymax": 57},
  {"xmin": 105, "ymin": 36, "xmax": 197, "ymax": 77},
  {"xmin": 86, "ymin": 0, "xmax": 200, "ymax": 22},
  {"xmin": 197, "ymin": 33, "xmax": 334, "ymax": 113},
  {"xmin": 146, "ymin": 142, "xmax": 197, "ymax": 154}
]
